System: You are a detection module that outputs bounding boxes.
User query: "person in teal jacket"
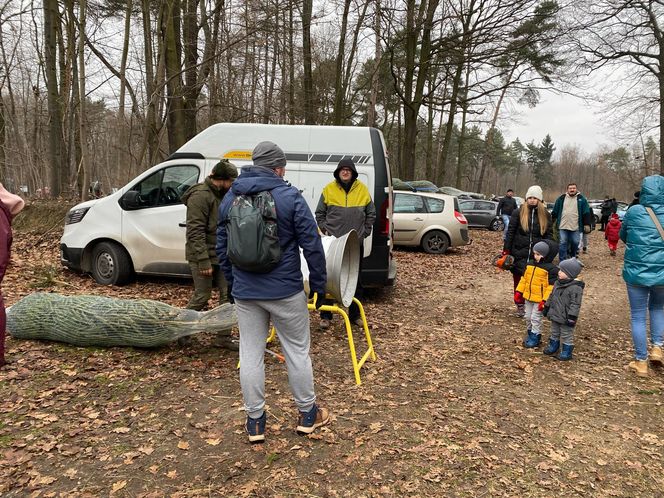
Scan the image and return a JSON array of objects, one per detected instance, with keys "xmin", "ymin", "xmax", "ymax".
[{"xmin": 620, "ymin": 175, "xmax": 664, "ymax": 378}]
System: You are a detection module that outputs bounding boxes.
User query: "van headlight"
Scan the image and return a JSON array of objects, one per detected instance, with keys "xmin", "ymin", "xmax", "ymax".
[{"xmin": 65, "ymin": 207, "xmax": 90, "ymax": 225}]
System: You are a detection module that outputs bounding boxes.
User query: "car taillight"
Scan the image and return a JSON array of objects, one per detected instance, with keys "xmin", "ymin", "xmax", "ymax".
[
  {"xmin": 379, "ymin": 198, "xmax": 390, "ymax": 236},
  {"xmin": 454, "ymin": 210, "xmax": 468, "ymax": 224}
]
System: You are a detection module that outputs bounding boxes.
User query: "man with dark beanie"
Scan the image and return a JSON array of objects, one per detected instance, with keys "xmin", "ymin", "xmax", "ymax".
[
  {"xmin": 180, "ymin": 159, "xmax": 238, "ymax": 349},
  {"xmin": 216, "ymin": 141, "xmax": 329, "ymax": 443},
  {"xmin": 315, "ymin": 158, "xmax": 376, "ymax": 328}
]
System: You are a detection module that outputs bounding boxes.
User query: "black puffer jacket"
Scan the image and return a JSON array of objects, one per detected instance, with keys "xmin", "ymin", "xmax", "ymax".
[{"xmin": 504, "ymin": 205, "xmax": 554, "ymax": 275}]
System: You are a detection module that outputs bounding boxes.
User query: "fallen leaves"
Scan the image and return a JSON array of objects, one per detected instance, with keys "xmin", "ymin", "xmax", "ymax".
[
  {"xmin": 2, "ymin": 216, "xmax": 664, "ymax": 496},
  {"xmin": 110, "ymin": 480, "xmax": 127, "ymax": 494}
]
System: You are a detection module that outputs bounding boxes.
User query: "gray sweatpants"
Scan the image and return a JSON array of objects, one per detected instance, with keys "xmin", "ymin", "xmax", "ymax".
[
  {"xmin": 524, "ymin": 300, "xmax": 543, "ymax": 335},
  {"xmin": 550, "ymin": 321, "xmax": 575, "ymax": 345},
  {"xmin": 235, "ymin": 291, "xmax": 316, "ymax": 419}
]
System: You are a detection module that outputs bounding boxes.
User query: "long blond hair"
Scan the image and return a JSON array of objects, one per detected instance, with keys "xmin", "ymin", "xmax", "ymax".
[{"xmin": 519, "ymin": 200, "xmax": 549, "ymax": 235}]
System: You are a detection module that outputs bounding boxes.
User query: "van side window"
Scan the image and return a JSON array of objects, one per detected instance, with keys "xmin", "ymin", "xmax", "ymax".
[
  {"xmin": 393, "ymin": 193, "xmax": 425, "ymax": 214},
  {"xmin": 129, "ymin": 165, "xmax": 200, "ymax": 208}
]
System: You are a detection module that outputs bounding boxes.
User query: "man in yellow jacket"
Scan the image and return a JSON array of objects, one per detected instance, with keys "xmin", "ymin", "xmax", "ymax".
[{"xmin": 315, "ymin": 158, "xmax": 376, "ymax": 328}]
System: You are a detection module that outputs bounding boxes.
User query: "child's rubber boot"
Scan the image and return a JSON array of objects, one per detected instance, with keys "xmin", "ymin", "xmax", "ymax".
[
  {"xmin": 650, "ymin": 346, "xmax": 663, "ymax": 366},
  {"xmin": 543, "ymin": 339, "xmax": 560, "ymax": 356},
  {"xmin": 523, "ymin": 331, "xmax": 541, "ymax": 348},
  {"xmin": 557, "ymin": 344, "xmax": 574, "ymax": 361},
  {"xmin": 628, "ymin": 360, "xmax": 649, "ymax": 377}
]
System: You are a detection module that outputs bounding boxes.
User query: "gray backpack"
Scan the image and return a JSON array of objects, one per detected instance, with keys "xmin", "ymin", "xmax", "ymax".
[{"xmin": 226, "ymin": 190, "xmax": 282, "ymax": 273}]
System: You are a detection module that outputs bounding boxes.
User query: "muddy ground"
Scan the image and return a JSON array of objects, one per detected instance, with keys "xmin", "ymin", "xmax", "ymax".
[{"xmin": 1, "ymin": 201, "xmax": 663, "ymax": 497}]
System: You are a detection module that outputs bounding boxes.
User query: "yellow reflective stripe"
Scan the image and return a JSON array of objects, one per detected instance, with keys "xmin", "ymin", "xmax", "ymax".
[
  {"xmin": 322, "ymin": 182, "xmax": 371, "ymax": 208},
  {"xmin": 222, "ymin": 150, "xmax": 253, "ymax": 160}
]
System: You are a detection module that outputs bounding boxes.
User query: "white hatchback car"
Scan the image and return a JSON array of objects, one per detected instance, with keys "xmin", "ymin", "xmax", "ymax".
[{"xmin": 392, "ymin": 191, "xmax": 471, "ymax": 254}]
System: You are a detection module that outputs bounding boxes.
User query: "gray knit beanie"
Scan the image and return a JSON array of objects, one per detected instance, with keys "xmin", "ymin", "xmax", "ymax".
[
  {"xmin": 252, "ymin": 141, "xmax": 287, "ymax": 169},
  {"xmin": 532, "ymin": 241, "xmax": 549, "ymax": 258},
  {"xmin": 558, "ymin": 258, "xmax": 582, "ymax": 279}
]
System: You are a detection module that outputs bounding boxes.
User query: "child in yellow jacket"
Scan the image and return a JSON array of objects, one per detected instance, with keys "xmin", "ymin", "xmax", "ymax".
[{"xmin": 514, "ymin": 241, "xmax": 559, "ymax": 348}]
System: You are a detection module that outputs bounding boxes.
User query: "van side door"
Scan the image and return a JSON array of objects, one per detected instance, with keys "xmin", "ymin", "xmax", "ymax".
[{"xmin": 120, "ymin": 163, "xmax": 201, "ymax": 276}]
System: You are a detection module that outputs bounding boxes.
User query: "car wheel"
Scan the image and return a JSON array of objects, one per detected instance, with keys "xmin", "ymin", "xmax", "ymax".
[
  {"xmin": 91, "ymin": 241, "xmax": 133, "ymax": 285},
  {"xmin": 421, "ymin": 230, "xmax": 450, "ymax": 254},
  {"xmin": 594, "ymin": 214, "xmax": 600, "ymax": 224},
  {"xmin": 490, "ymin": 218, "xmax": 504, "ymax": 231}
]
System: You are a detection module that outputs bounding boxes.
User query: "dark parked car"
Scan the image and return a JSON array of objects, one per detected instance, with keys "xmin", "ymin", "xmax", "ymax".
[{"xmin": 458, "ymin": 199, "xmax": 504, "ymax": 231}]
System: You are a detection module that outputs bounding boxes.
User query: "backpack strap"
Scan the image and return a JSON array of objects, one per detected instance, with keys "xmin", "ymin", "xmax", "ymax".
[{"xmin": 645, "ymin": 207, "xmax": 664, "ymax": 241}]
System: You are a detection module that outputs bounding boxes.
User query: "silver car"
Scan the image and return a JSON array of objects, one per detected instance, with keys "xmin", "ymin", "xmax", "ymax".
[
  {"xmin": 392, "ymin": 191, "xmax": 471, "ymax": 254},
  {"xmin": 459, "ymin": 199, "xmax": 504, "ymax": 231}
]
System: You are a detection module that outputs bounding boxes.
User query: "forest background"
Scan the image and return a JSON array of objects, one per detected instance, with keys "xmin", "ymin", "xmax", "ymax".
[{"xmin": 0, "ymin": 0, "xmax": 662, "ymax": 202}]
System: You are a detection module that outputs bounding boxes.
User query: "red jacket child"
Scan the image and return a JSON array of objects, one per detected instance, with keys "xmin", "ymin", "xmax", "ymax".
[{"xmin": 605, "ymin": 213, "xmax": 622, "ymax": 254}]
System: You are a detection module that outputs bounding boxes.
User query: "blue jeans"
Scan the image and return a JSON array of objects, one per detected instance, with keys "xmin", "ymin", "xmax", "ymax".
[
  {"xmin": 502, "ymin": 214, "xmax": 510, "ymax": 240},
  {"xmin": 558, "ymin": 229, "xmax": 580, "ymax": 260},
  {"xmin": 626, "ymin": 284, "xmax": 664, "ymax": 361}
]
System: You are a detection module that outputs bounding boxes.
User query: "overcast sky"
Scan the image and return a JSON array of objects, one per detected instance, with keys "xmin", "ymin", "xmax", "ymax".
[{"xmin": 503, "ymin": 91, "xmax": 608, "ymax": 156}]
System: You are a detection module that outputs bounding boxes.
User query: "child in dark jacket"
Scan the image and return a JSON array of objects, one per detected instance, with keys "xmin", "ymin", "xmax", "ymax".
[
  {"xmin": 604, "ymin": 213, "xmax": 621, "ymax": 256},
  {"xmin": 542, "ymin": 258, "xmax": 585, "ymax": 361},
  {"xmin": 515, "ymin": 240, "xmax": 559, "ymax": 349}
]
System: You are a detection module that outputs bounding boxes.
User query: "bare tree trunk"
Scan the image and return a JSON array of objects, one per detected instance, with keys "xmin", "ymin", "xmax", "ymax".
[
  {"xmin": 399, "ymin": 0, "xmax": 439, "ymax": 180},
  {"xmin": 455, "ymin": 62, "xmax": 471, "ymax": 187},
  {"xmin": 302, "ymin": 0, "xmax": 314, "ymax": 123},
  {"xmin": 333, "ymin": 0, "xmax": 351, "ymax": 125},
  {"xmin": 161, "ymin": 0, "xmax": 187, "ymax": 152},
  {"xmin": 118, "ymin": 0, "xmax": 133, "ymax": 121},
  {"xmin": 44, "ymin": 0, "xmax": 64, "ymax": 197},
  {"xmin": 142, "ymin": 0, "xmax": 159, "ymax": 164},
  {"xmin": 476, "ymin": 64, "xmax": 515, "ymax": 192},
  {"xmin": 78, "ymin": 0, "xmax": 88, "ymax": 201},
  {"xmin": 288, "ymin": 4, "xmax": 295, "ymax": 123},
  {"xmin": 436, "ymin": 60, "xmax": 463, "ymax": 186},
  {"xmin": 367, "ymin": 0, "xmax": 381, "ymax": 128}
]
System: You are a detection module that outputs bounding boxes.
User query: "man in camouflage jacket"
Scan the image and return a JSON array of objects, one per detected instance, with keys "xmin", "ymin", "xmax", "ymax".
[{"xmin": 181, "ymin": 160, "xmax": 238, "ymax": 349}]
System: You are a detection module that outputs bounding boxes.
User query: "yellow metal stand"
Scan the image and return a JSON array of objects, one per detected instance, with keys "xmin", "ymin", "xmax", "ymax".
[
  {"xmin": 237, "ymin": 295, "xmax": 376, "ymax": 385},
  {"xmin": 308, "ymin": 294, "xmax": 376, "ymax": 385}
]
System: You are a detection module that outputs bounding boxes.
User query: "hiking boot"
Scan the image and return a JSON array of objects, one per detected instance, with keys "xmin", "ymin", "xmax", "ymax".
[
  {"xmin": 628, "ymin": 360, "xmax": 648, "ymax": 377},
  {"xmin": 296, "ymin": 404, "xmax": 330, "ymax": 435},
  {"xmin": 523, "ymin": 330, "xmax": 541, "ymax": 348},
  {"xmin": 319, "ymin": 319, "xmax": 331, "ymax": 330},
  {"xmin": 650, "ymin": 346, "xmax": 663, "ymax": 365},
  {"xmin": 610, "ymin": 250, "xmax": 616, "ymax": 256},
  {"xmin": 213, "ymin": 335, "xmax": 239, "ymax": 351},
  {"xmin": 350, "ymin": 316, "xmax": 363, "ymax": 327},
  {"xmin": 543, "ymin": 338, "xmax": 560, "ymax": 356},
  {"xmin": 245, "ymin": 412, "xmax": 266, "ymax": 443},
  {"xmin": 557, "ymin": 344, "xmax": 574, "ymax": 361}
]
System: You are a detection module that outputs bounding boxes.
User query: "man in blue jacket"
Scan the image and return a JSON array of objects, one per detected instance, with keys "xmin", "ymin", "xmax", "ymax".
[
  {"xmin": 551, "ymin": 183, "xmax": 592, "ymax": 261},
  {"xmin": 216, "ymin": 141, "xmax": 329, "ymax": 444}
]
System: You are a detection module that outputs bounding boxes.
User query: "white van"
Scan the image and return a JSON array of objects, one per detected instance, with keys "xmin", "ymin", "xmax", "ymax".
[{"xmin": 60, "ymin": 123, "xmax": 396, "ymax": 288}]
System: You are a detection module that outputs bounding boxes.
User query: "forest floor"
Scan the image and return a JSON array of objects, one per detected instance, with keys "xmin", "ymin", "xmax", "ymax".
[{"xmin": 1, "ymin": 200, "xmax": 663, "ymax": 497}]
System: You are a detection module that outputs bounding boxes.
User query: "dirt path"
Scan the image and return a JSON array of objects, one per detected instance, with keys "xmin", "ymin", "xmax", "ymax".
[{"xmin": 1, "ymin": 224, "xmax": 663, "ymax": 497}]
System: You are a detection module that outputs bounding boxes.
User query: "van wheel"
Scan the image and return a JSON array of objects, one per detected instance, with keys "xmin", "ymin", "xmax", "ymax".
[
  {"xmin": 421, "ymin": 231, "xmax": 450, "ymax": 254},
  {"xmin": 91, "ymin": 242, "xmax": 133, "ymax": 285}
]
